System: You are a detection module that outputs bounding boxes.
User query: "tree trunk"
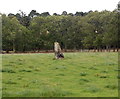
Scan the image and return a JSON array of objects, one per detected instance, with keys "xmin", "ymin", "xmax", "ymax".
[
  {"xmin": 6, "ymin": 50, "xmax": 9, "ymax": 53},
  {"xmin": 100, "ymin": 48, "xmax": 102, "ymax": 52},
  {"xmin": 64, "ymin": 44, "xmax": 67, "ymax": 52},
  {"xmin": 13, "ymin": 42, "xmax": 15, "ymax": 52},
  {"xmin": 113, "ymin": 46, "xmax": 116, "ymax": 52},
  {"xmin": 117, "ymin": 48, "xmax": 119, "ymax": 52},
  {"xmin": 74, "ymin": 46, "xmax": 76, "ymax": 51},
  {"xmin": 108, "ymin": 46, "xmax": 110, "ymax": 52},
  {"xmin": 94, "ymin": 48, "xmax": 96, "ymax": 52},
  {"xmin": 97, "ymin": 47, "xmax": 99, "ymax": 52},
  {"xmin": 106, "ymin": 45, "xmax": 109, "ymax": 52}
]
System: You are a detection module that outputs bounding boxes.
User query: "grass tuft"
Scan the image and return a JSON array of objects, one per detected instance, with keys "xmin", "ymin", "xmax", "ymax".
[
  {"xmin": 79, "ymin": 78, "xmax": 90, "ymax": 85},
  {"xmin": 80, "ymin": 72, "xmax": 88, "ymax": 76},
  {"xmin": 19, "ymin": 69, "xmax": 32, "ymax": 72},
  {"xmin": 101, "ymin": 70, "xmax": 108, "ymax": 73},
  {"xmin": 85, "ymin": 86, "xmax": 101, "ymax": 93},
  {"xmin": 105, "ymin": 84, "xmax": 118, "ymax": 90},
  {"xmin": 56, "ymin": 73, "xmax": 65, "ymax": 76},
  {"xmin": 117, "ymin": 75, "xmax": 120, "ymax": 79},
  {"xmin": 54, "ymin": 66, "xmax": 66, "ymax": 70},
  {"xmin": 89, "ymin": 67, "xmax": 98, "ymax": 70},
  {"xmin": 1, "ymin": 68, "xmax": 16, "ymax": 73},
  {"xmin": 39, "ymin": 85, "xmax": 72, "ymax": 97},
  {"xmin": 4, "ymin": 80, "xmax": 17, "ymax": 84},
  {"xmin": 99, "ymin": 75, "xmax": 108, "ymax": 78}
]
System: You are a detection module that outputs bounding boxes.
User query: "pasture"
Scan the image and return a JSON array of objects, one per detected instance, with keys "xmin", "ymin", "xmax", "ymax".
[{"xmin": 2, "ymin": 52, "xmax": 118, "ymax": 97}]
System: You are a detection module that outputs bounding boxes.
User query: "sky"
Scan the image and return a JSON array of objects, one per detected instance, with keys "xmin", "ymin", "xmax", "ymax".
[{"xmin": 0, "ymin": 0, "xmax": 119, "ymax": 15}]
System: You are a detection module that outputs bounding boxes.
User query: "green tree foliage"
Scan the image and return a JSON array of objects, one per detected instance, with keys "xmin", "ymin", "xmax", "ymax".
[
  {"xmin": 2, "ymin": 15, "xmax": 29, "ymax": 52},
  {"xmin": 2, "ymin": 10, "xmax": 119, "ymax": 52}
]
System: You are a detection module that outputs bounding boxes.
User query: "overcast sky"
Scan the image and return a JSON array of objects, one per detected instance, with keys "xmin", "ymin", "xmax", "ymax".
[{"xmin": 0, "ymin": 0, "xmax": 119, "ymax": 15}]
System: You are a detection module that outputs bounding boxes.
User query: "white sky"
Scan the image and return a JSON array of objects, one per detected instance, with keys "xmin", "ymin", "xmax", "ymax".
[{"xmin": 0, "ymin": 0, "xmax": 119, "ymax": 15}]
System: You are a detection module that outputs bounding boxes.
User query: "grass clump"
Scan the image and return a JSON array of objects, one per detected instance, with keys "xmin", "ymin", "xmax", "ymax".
[
  {"xmin": 99, "ymin": 75, "xmax": 108, "ymax": 78},
  {"xmin": 89, "ymin": 67, "xmax": 98, "ymax": 70},
  {"xmin": 117, "ymin": 75, "xmax": 120, "ymax": 79},
  {"xmin": 19, "ymin": 69, "xmax": 32, "ymax": 72},
  {"xmin": 80, "ymin": 72, "xmax": 87, "ymax": 76},
  {"xmin": 79, "ymin": 78, "xmax": 90, "ymax": 82},
  {"xmin": 85, "ymin": 86, "xmax": 101, "ymax": 93},
  {"xmin": 54, "ymin": 66, "xmax": 66, "ymax": 70},
  {"xmin": 4, "ymin": 80, "xmax": 17, "ymax": 84},
  {"xmin": 39, "ymin": 85, "xmax": 72, "ymax": 97},
  {"xmin": 101, "ymin": 70, "xmax": 108, "ymax": 73},
  {"xmin": 105, "ymin": 85, "xmax": 118, "ymax": 90},
  {"xmin": 1, "ymin": 68, "xmax": 16, "ymax": 73},
  {"xmin": 79, "ymin": 78, "xmax": 90, "ymax": 85},
  {"xmin": 95, "ymin": 73, "xmax": 109, "ymax": 78},
  {"xmin": 56, "ymin": 73, "xmax": 65, "ymax": 76}
]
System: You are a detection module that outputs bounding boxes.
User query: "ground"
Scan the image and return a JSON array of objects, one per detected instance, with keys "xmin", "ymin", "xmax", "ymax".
[{"xmin": 1, "ymin": 52, "xmax": 118, "ymax": 97}]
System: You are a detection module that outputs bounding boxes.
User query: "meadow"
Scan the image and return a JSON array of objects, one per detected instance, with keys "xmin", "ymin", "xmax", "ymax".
[{"xmin": 1, "ymin": 52, "xmax": 118, "ymax": 97}]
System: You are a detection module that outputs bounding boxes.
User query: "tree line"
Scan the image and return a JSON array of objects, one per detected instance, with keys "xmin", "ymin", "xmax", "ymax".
[{"xmin": 1, "ymin": 10, "xmax": 119, "ymax": 52}]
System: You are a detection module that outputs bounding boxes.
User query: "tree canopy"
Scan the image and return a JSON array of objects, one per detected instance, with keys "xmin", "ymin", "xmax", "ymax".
[{"xmin": 1, "ymin": 10, "xmax": 119, "ymax": 52}]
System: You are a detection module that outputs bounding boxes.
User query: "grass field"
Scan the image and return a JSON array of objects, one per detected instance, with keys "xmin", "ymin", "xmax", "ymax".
[{"xmin": 2, "ymin": 52, "xmax": 118, "ymax": 97}]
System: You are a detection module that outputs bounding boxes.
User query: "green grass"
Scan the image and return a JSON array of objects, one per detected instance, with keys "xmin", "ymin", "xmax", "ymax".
[{"xmin": 2, "ymin": 52, "xmax": 118, "ymax": 97}]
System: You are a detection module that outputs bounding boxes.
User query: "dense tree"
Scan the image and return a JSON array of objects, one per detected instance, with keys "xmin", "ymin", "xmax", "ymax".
[
  {"xmin": 2, "ymin": 15, "xmax": 29, "ymax": 52},
  {"xmin": 2, "ymin": 9, "xmax": 119, "ymax": 52},
  {"xmin": 8, "ymin": 13, "xmax": 15, "ymax": 18},
  {"xmin": 53, "ymin": 13, "xmax": 59, "ymax": 16},
  {"xmin": 68, "ymin": 13, "xmax": 74, "ymax": 16},
  {"xmin": 75, "ymin": 12, "xmax": 84, "ymax": 16},
  {"xmin": 28, "ymin": 10, "xmax": 40, "ymax": 18},
  {"xmin": 15, "ymin": 10, "xmax": 31, "ymax": 27},
  {"xmin": 62, "ymin": 11, "xmax": 67, "ymax": 16},
  {"xmin": 41, "ymin": 12, "xmax": 50, "ymax": 17},
  {"xmin": 102, "ymin": 11, "xmax": 118, "ymax": 51}
]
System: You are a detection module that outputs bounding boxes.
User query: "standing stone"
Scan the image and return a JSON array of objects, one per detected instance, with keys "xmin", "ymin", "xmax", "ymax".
[{"xmin": 54, "ymin": 42, "xmax": 64, "ymax": 59}]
